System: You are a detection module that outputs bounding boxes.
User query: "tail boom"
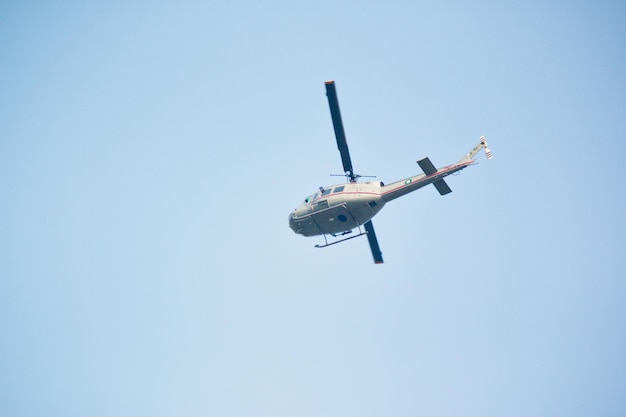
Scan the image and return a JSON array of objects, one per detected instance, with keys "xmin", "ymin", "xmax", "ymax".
[
  {"xmin": 380, "ymin": 137, "xmax": 492, "ymax": 203},
  {"xmin": 380, "ymin": 162, "xmax": 470, "ymax": 202}
]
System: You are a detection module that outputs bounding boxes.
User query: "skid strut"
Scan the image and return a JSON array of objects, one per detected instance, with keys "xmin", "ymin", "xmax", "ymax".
[
  {"xmin": 315, "ymin": 223, "xmax": 367, "ymax": 248},
  {"xmin": 314, "ymin": 231, "xmax": 367, "ymax": 248}
]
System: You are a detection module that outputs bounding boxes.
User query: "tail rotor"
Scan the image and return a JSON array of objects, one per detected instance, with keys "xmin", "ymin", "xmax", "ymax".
[{"xmin": 480, "ymin": 136, "xmax": 493, "ymax": 160}]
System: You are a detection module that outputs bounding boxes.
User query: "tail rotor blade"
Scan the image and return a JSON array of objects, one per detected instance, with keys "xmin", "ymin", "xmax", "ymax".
[
  {"xmin": 325, "ymin": 80, "xmax": 355, "ymax": 182},
  {"xmin": 363, "ymin": 220, "xmax": 384, "ymax": 264}
]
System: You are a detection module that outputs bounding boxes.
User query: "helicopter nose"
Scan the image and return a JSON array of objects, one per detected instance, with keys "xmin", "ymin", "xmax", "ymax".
[{"xmin": 288, "ymin": 211, "xmax": 299, "ymax": 233}]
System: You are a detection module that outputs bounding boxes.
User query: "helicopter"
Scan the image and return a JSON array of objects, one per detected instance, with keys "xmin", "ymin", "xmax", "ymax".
[{"xmin": 288, "ymin": 80, "xmax": 492, "ymax": 264}]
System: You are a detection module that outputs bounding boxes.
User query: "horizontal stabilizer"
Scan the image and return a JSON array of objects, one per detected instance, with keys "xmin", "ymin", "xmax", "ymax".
[
  {"xmin": 417, "ymin": 157, "xmax": 437, "ymax": 175},
  {"xmin": 417, "ymin": 157, "xmax": 452, "ymax": 195},
  {"xmin": 433, "ymin": 179, "xmax": 452, "ymax": 195}
]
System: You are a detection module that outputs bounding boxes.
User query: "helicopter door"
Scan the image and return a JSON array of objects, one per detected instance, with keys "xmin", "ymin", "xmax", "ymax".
[{"xmin": 313, "ymin": 199, "xmax": 329, "ymax": 211}]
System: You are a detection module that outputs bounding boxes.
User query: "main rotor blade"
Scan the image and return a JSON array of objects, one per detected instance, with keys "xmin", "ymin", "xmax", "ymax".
[
  {"xmin": 363, "ymin": 220, "xmax": 384, "ymax": 264},
  {"xmin": 325, "ymin": 80, "xmax": 355, "ymax": 181}
]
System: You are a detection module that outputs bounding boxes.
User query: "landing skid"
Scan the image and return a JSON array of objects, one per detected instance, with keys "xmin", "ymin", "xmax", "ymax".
[{"xmin": 314, "ymin": 226, "xmax": 367, "ymax": 248}]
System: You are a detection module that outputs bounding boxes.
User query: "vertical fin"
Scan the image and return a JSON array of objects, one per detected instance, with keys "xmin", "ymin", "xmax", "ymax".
[{"xmin": 459, "ymin": 136, "xmax": 493, "ymax": 163}]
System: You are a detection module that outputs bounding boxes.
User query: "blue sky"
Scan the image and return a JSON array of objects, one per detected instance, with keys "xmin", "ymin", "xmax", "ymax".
[{"xmin": 1, "ymin": 1, "xmax": 625, "ymax": 416}]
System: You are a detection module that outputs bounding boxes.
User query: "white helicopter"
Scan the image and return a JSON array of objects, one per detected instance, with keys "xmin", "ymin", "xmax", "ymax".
[{"xmin": 288, "ymin": 81, "xmax": 492, "ymax": 264}]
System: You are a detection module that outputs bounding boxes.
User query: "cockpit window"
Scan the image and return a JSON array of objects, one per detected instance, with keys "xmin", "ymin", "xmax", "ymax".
[
  {"xmin": 333, "ymin": 186, "xmax": 345, "ymax": 193},
  {"xmin": 304, "ymin": 192, "xmax": 320, "ymax": 204},
  {"xmin": 321, "ymin": 188, "xmax": 331, "ymax": 196}
]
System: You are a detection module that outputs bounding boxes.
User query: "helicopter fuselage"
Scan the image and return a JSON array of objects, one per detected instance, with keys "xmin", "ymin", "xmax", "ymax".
[
  {"xmin": 289, "ymin": 181, "xmax": 385, "ymax": 237},
  {"xmin": 289, "ymin": 157, "xmax": 477, "ymax": 237}
]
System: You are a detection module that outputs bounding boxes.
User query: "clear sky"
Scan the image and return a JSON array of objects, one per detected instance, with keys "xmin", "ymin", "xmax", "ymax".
[{"xmin": 1, "ymin": 1, "xmax": 625, "ymax": 416}]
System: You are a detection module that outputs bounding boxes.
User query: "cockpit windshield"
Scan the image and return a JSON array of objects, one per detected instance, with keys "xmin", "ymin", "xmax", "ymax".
[{"xmin": 304, "ymin": 192, "xmax": 319, "ymax": 204}]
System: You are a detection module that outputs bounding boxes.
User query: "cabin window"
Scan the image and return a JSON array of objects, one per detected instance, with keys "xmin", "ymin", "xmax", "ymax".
[{"xmin": 333, "ymin": 186, "xmax": 345, "ymax": 193}]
